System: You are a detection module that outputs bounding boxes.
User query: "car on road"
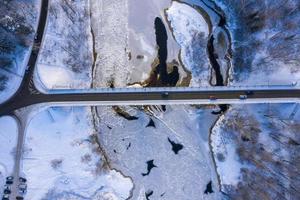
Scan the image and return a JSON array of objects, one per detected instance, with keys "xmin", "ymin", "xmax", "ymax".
[
  {"xmin": 19, "ymin": 177, "xmax": 27, "ymax": 183},
  {"xmin": 2, "ymin": 194, "xmax": 9, "ymax": 200},
  {"xmin": 239, "ymin": 95, "xmax": 247, "ymax": 100},
  {"xmin": 16, "ymin": 196, "xmax": 24, "ymax": 200},
  {"xmin": 25, "ymin": 65, "xmax": 30, "ymax": 74},
  {"xmin": 18, "ymin": 183, "xmax": 27, "ymax": 194},
  {"xmin": 209, "ymin": 96, "xmax": 217, "ymax": 100},
  {"xmin": 3, "ymin": 188, "xmax": 11, "ymax": 195},
  {"xmin": 6, "ymin": 176, "xmax": 14, "ymax": 185},
  {"xmin": 245, "ymin": 91, "xmax": 254, "ymax": 95},
  {"xmin": 161, "ymin": 92, "xmax": 169, "ymax": 98},
  {"xmin": 5, "ymin": 180, "xmax": 13, "ymax": 185}
]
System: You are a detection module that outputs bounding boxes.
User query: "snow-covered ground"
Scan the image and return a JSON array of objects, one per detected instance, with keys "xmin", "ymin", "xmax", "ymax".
[
  {"xmin": 206, "ymin": 1, "xmax": 300, "ymax": 198},
  {"xmin": 95, "ymin": 105, "xmax": 222, "ymax": 199},
  {"xmin": 215, "ymin": 0, "xmax": 300, "ymax": 86},
  {"xmin": 0, "ymin": 71, "xmax": 22, "ymax": 104},
  {"xmin": 22, "ymin": 107, "xmax": 133, "ymax": 200},
  {"xmin": 3, "ymin": 0, "xmax": 298, "ymax": 199},
  {"xmin": 35, "ymin": 0, "xmax": 93, "ymax": 90},
  {"xmin": 212, "ymin": 103, "xmax": 300, "ymax": 199},
  {"xmin": 211, "ymin": 108, "xmax": 250, "ymax": 190},
  {"xmin": 0, "ymin": 116, "xmax": 18, "ymax": 197},
  {"xmin": 90, "ymin": 0, "xmax": 130, "ymax": 88},
  {"xmin": 0, "ymin": 0, "xmax": 39, "ymax": 103}
]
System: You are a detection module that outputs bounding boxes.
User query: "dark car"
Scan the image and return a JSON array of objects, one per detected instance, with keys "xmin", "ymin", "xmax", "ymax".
[
  {"xmin": 161, "ymin": 92, "xmax": 169, "ymax": 98},
  {"xmin": 19, "ymin": 177, "xmax": 27, "ymax": 183},
  {"xmin": 3, "ymin": 189, "xmax": 11, "ymax": 195},
  {"xmin": 239, "ymin": 95, "xmax": 247, "ymax": 100},
  {"xmin": 2, "ymin": 194, "xmax": 9, "ymax": 200},
  {"xmin": 18, "ymin": 183, "xmax": 27, "ymax": 194},
  {"xmin": 16, "ymin": 196, "xmax": 24, "ymax": 200},
  {"xmin": 5, "ymin": 180, "xmax": 13, "ymax": 185},
  {"xmin": 209, "ymin": 96, "xmax": 217, "ymax": 100},
  {"xmin": 245, "ymin": 91, "xmax": 254, "ymax": 95}
]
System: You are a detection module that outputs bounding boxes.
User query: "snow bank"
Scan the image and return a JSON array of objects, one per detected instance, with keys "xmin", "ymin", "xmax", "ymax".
[
  {"xmin": 23, "ymin": 107, "xmax": 133, "ymax": 199},
  {"xmin": 211, "ymin": 114, "xmax": 243, "ymax": 187},
  {"xmin": 166, "ymin": 1, "xmax": 211, "ymax": 86}
]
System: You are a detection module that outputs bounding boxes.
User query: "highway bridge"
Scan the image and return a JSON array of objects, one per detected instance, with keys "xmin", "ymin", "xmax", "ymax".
[
  {"xmin": 1, "ymin": 85, "xmax": 299, "ymax": 116},
  {"xmin": 2, "ymin": 1, "xmax": 299, "ymax": 199}
]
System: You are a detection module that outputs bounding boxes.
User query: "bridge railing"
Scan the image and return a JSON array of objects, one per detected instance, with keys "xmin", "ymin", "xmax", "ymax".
[
  {"xmin": 33, "ymin": 71, "xmax": 299, "ymax": 94},
  {"xmin": 44, "ymin": 84, "xmax": 299, "ymax": 94}
]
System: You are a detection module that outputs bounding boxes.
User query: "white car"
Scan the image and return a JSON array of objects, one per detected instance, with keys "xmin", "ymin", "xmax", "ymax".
[
  {"xmin": 18, "ymin": 183, "xmax": 27, "ymax": 194},
  {"xmin": 239, "ymin": 95, "xmax": 247, "ymax": 100},
  {"xmin": 2, "ymin": 194, "xmax": 9, "ymax": 200},
  {"xmin": 161, "ymin": 92, "xmax": 169, "ymax": 98}
]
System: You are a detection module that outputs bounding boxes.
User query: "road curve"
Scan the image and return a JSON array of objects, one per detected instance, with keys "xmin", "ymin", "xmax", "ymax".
[
  {"xmin": 7, "ymin": 0, "xmax": 49, "ymax": 199},
  {"xmin": 0, "ymin": 0, "xmax": 49, "ymax": 106}
]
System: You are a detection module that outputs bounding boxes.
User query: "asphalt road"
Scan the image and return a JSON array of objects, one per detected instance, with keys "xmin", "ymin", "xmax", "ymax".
[
  {"xmin": 1, "ymin": 0, "xmax": 298, "ymax": 199},
  {"xmin": 7, "ymin": 0, "xmax": 49, "ymax": 199},
  {"xmin": 0, "ymin": 88, "xmax": 299, "ymax": 116},
  {"xmin": 10, "ymin": 115, "xmax": 25, "ymax": 200}
]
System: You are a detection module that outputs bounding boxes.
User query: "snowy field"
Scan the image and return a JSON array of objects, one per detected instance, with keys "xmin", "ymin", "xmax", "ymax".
[
  {"xmin": 0, "ymin": 116, "xmax": 18, "ymax": 197},
  {"xmin": 0, "ymin": 0, "xmax": 39, "ymax": 103},
  {"xmin": 36, "ymin": 0, "xmax": 93, "ymax": 90},
  {"xmin": 23, "ymin": 107, "xmax": 133, "ymax": 200}
]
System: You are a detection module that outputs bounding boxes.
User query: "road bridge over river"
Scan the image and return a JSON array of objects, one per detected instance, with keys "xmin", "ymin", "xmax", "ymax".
[
  {"xmin": 1, "ymin": 85, "xmax": 300, "ymax": 116},
  {"xmin": 2, "ymin": 0, "xmax": 300, "ymax": 199}
]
